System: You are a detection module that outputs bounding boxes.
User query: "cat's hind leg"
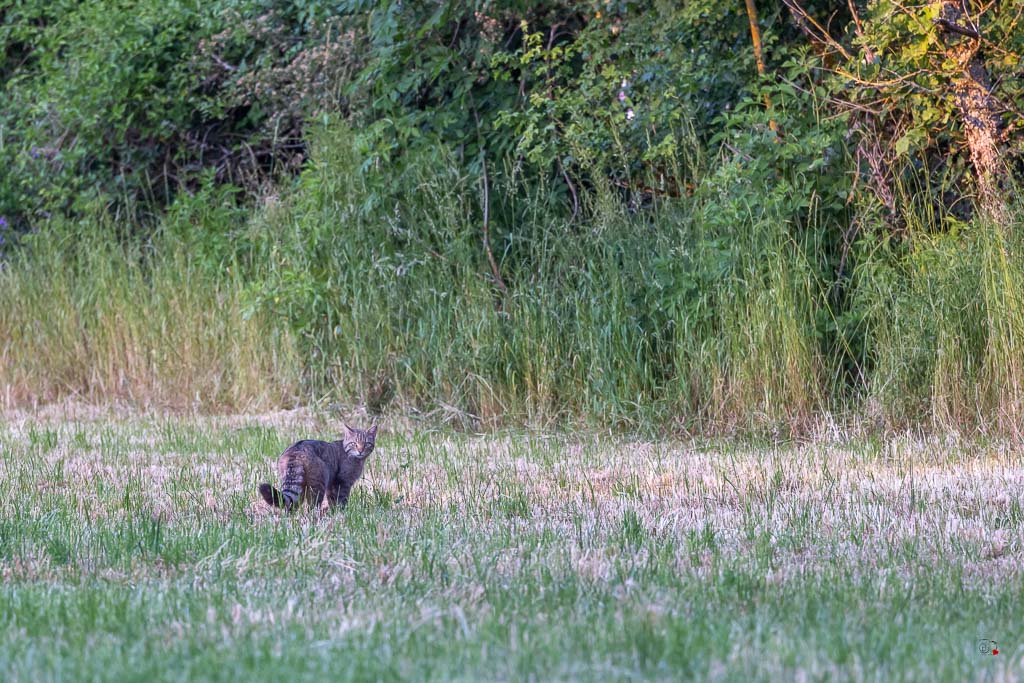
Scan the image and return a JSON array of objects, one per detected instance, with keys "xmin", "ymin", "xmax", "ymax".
[{"xmin": 260, "ymin": 458, "xmax": 305, "ymax": 510}]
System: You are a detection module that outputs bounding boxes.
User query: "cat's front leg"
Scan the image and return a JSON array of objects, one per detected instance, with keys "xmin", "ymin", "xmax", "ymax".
[{"xmin": 327, "ymin": 480, "xmax": 352, "ymax": 509}]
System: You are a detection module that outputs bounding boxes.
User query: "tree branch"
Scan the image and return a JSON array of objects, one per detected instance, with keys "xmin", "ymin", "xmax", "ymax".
[
  {"xmin": 479, "ymin": 152, "xmax": 507, "ymax": 294},
  {"xmin": 744, "ymin": 0, "xmax": 769, "ymax": 78},
  {"xmin": 744, "ymin": 0, "xmax": 778, "ymax": 133},
  {"xmin": 934, "ymin": 17, "xmax": 981, "ymax": 40},
  {"xmin": 471, "ymin": 107, "xmax": 508, "ymax": 295},
  {"xmin": 847, "ymin": 0, "xmax": 876, "ymax": 63},
  {"xmin": 783, "ymin": 0, "xmax": 854, "ymax": 61}
]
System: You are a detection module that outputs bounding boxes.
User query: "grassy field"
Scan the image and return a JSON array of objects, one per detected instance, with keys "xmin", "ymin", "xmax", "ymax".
[{"xmin": 0, "ymin": 408, "xmax": 1020, "ymax": 682}]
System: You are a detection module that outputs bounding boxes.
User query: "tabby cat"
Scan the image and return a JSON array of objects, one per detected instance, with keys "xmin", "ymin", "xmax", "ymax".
[{"xmin": 259, "ymin": 423, "xmax": 377, "ymax": 510}]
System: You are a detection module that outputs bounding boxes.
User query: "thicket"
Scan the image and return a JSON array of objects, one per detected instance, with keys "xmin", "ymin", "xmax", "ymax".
[{"xmin": 1, "ymin": 1, "xmax": 1022, "ymax": 434}]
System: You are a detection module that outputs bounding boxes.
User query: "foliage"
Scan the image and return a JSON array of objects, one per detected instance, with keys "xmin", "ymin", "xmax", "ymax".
[
  {"xmin": 0, "ymin": 0, "xmax": 359, "ymax": 227},
  {"xmin": 3, "ymin": 1, "xmax": 1024, "ymax": 433},
  {"xmin": 345, "ymin": 1, "xmax": 764, "ymax": 209},
  {"xmin": 785, "ymin": 0, "xmax": 1024, "ymax": 222},
  {"xmin": 2, "ymin": 0, "xmax": 1020, "ymax": 228}
]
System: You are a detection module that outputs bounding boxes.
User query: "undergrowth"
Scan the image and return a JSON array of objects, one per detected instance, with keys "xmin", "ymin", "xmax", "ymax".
[{"xmin": 2, "ymin": 124, "xmax": 1022, "ymax": 436}]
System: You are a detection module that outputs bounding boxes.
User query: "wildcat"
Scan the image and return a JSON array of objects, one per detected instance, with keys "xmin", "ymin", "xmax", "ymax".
[{"xmin": 259, "ymin": 423, "xmax": 377, "ymax": 511}]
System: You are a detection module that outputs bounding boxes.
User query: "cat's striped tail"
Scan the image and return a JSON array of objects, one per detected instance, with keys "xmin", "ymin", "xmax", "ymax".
[{"xmin": 258, "ymin": 483, "xmax": 300, "ymax": 509}]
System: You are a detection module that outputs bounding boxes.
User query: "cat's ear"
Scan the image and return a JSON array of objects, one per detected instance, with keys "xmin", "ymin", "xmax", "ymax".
[
  {"xmin": 368, "ymin": 422, "xmax": 378, "ymax": 438},
  {"xmin": 342, "ymin": 423, "xmax": 355, "ymax": 438}
]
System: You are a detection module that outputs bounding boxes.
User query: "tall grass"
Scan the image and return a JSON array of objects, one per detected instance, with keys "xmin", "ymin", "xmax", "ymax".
[
  {"xmin": 0, "ymin": 217, "xmax": 302, "ymax": 411},
  {"xmin": 672, "ymin": 167, "xmax": 829, "ymax": 432},
  {"xmin": 853, "ymin": 207, "xmax": 1024, "ymax": 435},
  {"xmin": 3, "ymin": 122, "xmax": 1023, "ymax": 434},
  {"xmin": 237, "ymin": 125, "xmax": 826, "ymax": 431}
]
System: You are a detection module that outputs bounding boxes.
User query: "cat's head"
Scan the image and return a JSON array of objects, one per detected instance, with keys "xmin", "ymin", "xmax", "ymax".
[{"xmin": 342, "ymin": 422, "xmax": 377, "ymax": 459}]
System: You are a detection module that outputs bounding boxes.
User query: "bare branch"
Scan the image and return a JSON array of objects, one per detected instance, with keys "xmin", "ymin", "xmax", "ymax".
[
  {"xmin": 558, "ymin": 158, "xmax": 579, "ymax": 223},
  {"xmin": 744, "ymin": 0, "xmax": 769, "ymax": 77},
  {"xmin": 782, "ymin": 0, "xmax": 853, "ymax": 61},
  {"xmin": 744, "ymin": 0, "xmax": 778, "ymax": 133},
  {"xmin": 847, "ymin": 0, "xmax": 876, "ymax": 64},
  {"xmin": 210, "ymin": 53, "xmax": 238, "ymax": 72},
  {"xmin": 471, "ymin": 107, "xmax": 507, "ymax": 295},
  {"xmin": 934, "ymin": 17, "xmax": 981, "ymax": 39},
  {"xmin": 479, "ymin": 152, "xmax": 507, "ymax": 294}
]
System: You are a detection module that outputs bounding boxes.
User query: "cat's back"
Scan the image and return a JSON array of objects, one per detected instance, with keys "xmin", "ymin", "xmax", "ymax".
[{"xmin": 277, "ymin": 439, "xmax": 334, "ymax": 467}]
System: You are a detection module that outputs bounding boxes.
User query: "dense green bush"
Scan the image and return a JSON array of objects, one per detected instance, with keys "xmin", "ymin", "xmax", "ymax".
[{"xmin": 0, "ymin": 0, "xmax": 359, "ymax": 226}]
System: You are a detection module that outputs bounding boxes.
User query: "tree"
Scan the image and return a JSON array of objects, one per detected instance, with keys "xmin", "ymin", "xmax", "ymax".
[
  {"xmin": 934, "ymin": 1, "xmax": 1006, "ymax": 219},
  {"xmin": 784, "ymin": 0, "xmax": 1022, "ymax": 224}
]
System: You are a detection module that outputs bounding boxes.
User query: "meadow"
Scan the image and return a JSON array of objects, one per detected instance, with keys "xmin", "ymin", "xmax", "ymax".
[
  {"xmin": 1, "ymin": 407, "xmax": 1020, "ymax": 682},
  {"xmin": 3, "ymin": 4, "xmax": 1024, "ymax": 681}
]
